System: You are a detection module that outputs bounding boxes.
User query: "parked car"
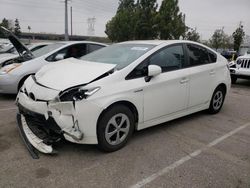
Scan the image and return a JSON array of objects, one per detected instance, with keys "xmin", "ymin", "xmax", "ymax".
[
  {"xmin": 221, "ymin": 50, "xmax": 237, "ymax": 61},
  {"xmin": 0, "ymin": 44, "xmax": 14, "ymax": 54},
  {"xmin": 0, "ymin": 27, "xmax": 107, "ymax": 94},
  {"xmin": 0, "ymin": 42, "xmax": 50, "ymax": 65},
  {"xmin": 16, "ymin": 40, "xmax": 231, "ymax": 157},
  {"xmin": 229, "ymin": 44, "xmax": 250, "ymax": 83}
]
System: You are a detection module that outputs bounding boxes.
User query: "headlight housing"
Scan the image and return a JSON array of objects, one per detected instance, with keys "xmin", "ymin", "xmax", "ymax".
[
  {"xmin": 59, "ymin": 86, "xmax": 100, "ymax": 101},
  {"xmin": 0, "ymin": 63, "xmax": 21, "ymax": 75}
]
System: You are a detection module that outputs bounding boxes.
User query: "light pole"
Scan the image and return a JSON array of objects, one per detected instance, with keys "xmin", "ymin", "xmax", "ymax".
[{"xmin": 64, "ymin": 0, "xmax": 69, "ymax": 41}]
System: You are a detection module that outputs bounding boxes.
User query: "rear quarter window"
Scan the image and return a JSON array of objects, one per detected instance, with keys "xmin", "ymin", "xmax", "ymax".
[{"xmin": 208, "ymin": 50, "xmax": 217, "ymax": 63}]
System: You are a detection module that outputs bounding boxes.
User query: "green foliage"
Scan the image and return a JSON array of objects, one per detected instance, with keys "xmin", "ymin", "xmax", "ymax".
[
  {"xmin": 232, "ymin": 24, "xmax": 245, "ymax": 52},
  {"xmin": 0, "ymin": 18, "xmax": 10, "ymax": 38},
  {"xmin": 209, "ymin": 29, "xmax": 234, "ymax": 50},
  {"xmin": 157, "ymin": 0, "xmax": 186, "ymax": 39},
  {"xmin": 209, "ymin": 29, "xmax": 224, "ymax": 50},
  {"xmin": 105, "ymin": 0, "xmax": 137, "ymax": 42},
  {"xmin": 105, "ymin": 0, "xmax": 186, "ymax": 41},
  {"xmin": 134, "ymin": 0, "xmax": 158, "ymax": 40},
  {"xmin": 14, "ymin": 18, "xmax": 21, "ymax": 37},
  {"xmin": 185, "ymin": 28, "xmax": 200, "ymax": 42}
]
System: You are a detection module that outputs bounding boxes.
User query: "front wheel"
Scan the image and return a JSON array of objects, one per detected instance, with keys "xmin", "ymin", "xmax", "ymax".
[
  {"xmin": 97, "ymin": 105, "xmax": 135, "ymax": 152},
  {"xmin": 208, "ymin": 86, "xmax": 226, "ymax": 114}
]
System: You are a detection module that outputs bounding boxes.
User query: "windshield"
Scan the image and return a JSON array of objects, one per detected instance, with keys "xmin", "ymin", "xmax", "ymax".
[
  {"xmin": 80, "ymin": 43, "xmax": 155, "ymax": 70},
  {"xmin": 239, "ymin": 46, "xmax": 250, "ymax": 56},
  {"xmin": 32, "ymin": 43, "xmax": 65, "ymax": 58}
]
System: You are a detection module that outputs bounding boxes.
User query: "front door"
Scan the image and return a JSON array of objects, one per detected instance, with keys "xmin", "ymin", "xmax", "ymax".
[{"xmin": 143, "ymin": 44, "xmax": 189, "ymax": 122}]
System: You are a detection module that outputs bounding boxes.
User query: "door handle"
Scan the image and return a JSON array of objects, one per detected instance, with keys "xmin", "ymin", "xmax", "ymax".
[
  {"xmin": 210, "ymin": 70, "xmax": 215, "ymax": 75},
  {"xmin": 180, "ymin": 78, "xmax": 189, "ymax": 84}
]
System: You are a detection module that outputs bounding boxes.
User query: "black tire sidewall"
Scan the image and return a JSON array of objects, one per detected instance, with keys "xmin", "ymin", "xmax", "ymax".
[
  {"xmin": 231, "ymin": 76, "xmax": 237, "ymax": 84},
  {"xmin": 97, "ymin": 105, "xmax": 135, "ymax": 152},
  {"xmin": 208, "ymin": 86, "xmax": 226, "ymax": 114}
]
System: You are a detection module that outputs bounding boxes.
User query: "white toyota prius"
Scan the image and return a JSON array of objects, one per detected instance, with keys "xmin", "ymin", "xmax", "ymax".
[{"xmin": 16, "ymin": 40, "xmax": 231, "ymax": 158}]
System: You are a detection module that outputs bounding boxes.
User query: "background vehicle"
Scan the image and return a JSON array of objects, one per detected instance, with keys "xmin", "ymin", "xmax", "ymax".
[
  {"xmin": 0, "ymin": 44, "xmax": 14, "ymax": 54},
  {"xmin": 0, "ymin": 41, "xmax": 107, "ymax": 94},
  {"xmin": 0, "ymin": 42, "xmax": 50, "ymax": 66},
  {"xmin": 229, "ymin": 43, "xmax": 250, "ymax": 83},
  {"xmin": 221, "ymin": 50, "xmax": 237, "ymax": 61},
  {"xmin": 0, "ymin": 26, "xmax": 107, "ymax": 94},
  {"xmin": 16, "ymin": 40, "xmax": 231, "ymax": 156}
]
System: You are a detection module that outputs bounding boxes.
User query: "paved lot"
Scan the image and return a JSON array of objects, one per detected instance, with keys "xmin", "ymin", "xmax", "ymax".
[{"xmin": 1, "ymin": 80, "xmax": 250, "ymax": 188}]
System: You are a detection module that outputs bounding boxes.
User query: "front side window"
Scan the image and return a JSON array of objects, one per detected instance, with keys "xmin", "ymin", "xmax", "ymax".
[
  {"xmin": 126, "ymin": 44, "xmax": 185, "ymax": 80},
  {"xmin": 46, "ymin": 44, "xmax": 87, "ymax": 62},
  {"xmin": 88, "ymin": 44, "xmax": 104, "ymax": 53},
  {"xmin": 149, "ymin": 44, "xmax": 185, "ymax": 72},
  {"xmin": 33, "ymin": 43, "xmax": 65, "ymax": 58},
  {"xmin": 186, "ymin": 44, "xmax": 210, "ymax": 66}
]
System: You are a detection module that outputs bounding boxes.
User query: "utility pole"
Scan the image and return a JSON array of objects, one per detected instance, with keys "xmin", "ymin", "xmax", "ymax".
[
  {"xmin": 70, "ymin": 6, "xmax": 73, "ymax": 36},
  {"xmin": 64, "ymin": 0, "xmax": 69, "ymax": 41}
]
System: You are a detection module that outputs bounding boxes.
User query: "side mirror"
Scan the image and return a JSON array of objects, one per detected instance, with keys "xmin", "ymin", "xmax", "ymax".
[
  {"xmin": 148, "ymin": 65, "xmax": 162, "ymax": 77},
  {"xmin": 55, "ymin": 53, "xmax": 65, "ymax": 61},
  {"xmin": 145, "ymin": 65, "xmax": 162, "ymax": 82}
]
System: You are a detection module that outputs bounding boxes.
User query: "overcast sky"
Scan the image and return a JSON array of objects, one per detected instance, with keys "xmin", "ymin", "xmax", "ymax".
[{"xmin": 0, "ymin": 0, "xmax": 249, "ymax": 40}]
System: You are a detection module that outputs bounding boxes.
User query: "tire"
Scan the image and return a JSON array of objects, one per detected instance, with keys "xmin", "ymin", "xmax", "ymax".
[
  {"xmin": 97, "ymin": 105, "xmax": 135, "ymax": 152},
  {"xmin": 231, "ymin": 76, "xmax": 237, "ymax": 84},
  {"xmin": 208, "ymin": 86, "xmax": 226, "ymax": 114}
]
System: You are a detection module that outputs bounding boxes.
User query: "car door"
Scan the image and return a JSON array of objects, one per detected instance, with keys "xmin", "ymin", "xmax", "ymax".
[
  {"xmin": 185, "ymin": 43, "xmax": 217, "ymax": 108},
  {"xmin": 142, "ymin": 44, "xmax": 189, "ymax": 122}
]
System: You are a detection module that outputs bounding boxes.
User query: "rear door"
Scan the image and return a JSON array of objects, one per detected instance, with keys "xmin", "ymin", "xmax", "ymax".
[{"xmin": 185, "ymin": 43, "xmax": 217, "ymax": 108}]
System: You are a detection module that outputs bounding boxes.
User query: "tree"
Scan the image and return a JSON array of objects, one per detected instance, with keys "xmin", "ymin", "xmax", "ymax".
[
  {"xmin": 105, "ymin": 0, "xmax": 136, "ymax": 42},
  {"xmin": 157, "ymin": 0, "xmax": 186, "ymax": 39},
  {"xmin": 185, "ymin": 27, "xmax": 200, "ymax": 42},
  {"xmin": 232, "ymin": 23, "xmax": 245, "ymax": 52},
  {"xmin": 14, "ymin": 18, "xmax": 21, "ymax": 37},
  {"xmin": 134, "ymin": 0, "xmax": 158, "ymax": 39},
  {"xmin": 209, "ymin": 29, "xmax": 224, "ymax": 51},
  {"xmin": 0, "ymin": 18, "xmax": 10, "ymax": 38}
]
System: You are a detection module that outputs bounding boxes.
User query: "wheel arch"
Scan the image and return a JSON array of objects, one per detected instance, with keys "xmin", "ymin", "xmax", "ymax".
[
  {"xmin": 97, "ymin": 100, "xmax": 139, "ymax": 130},
  {"xmin": 18, "ymin": 74, "xmax": 34, "ymax": 91},
  {"xmin": 216, "ymin": 83, "xmax": 227, "ymax": 95}
]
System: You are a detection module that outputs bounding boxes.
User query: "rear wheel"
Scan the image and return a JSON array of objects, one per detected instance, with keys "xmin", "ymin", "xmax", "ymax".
[
  {"xmin": 97, "ymin": 105, "xmax": 135, "ymax": 152},
  {"xmin": 208, "ymin": 86, "xmax": 226, "ymax": 114}
]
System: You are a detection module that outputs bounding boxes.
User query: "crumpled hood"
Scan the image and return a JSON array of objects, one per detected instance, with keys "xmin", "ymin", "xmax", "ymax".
[{"xmin": 35, "ymin": 58, "xmax": 116, "ymax": 91}]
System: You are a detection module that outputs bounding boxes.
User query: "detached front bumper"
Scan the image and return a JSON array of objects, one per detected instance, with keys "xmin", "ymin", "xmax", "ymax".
[
  {"xmin": 16, "ymin": 113, "xmax": 55, "ymax": 159},
  {"xmin": 16, "ymin": 91, "xmax": 84, "ymax": 158}
]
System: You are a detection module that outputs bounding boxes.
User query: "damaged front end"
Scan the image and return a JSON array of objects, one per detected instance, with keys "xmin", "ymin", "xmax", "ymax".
[{"xmin": 16, "ymin": 78, "xmax": 84, "ymax": 159}]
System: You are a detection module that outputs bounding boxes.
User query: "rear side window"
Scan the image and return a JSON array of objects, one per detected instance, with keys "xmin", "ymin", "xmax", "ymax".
[
  {"xmin": 208, "ymin": 50, "xmax": 217, "ymax": 63},
  {"xmin": 186, "ymin": 44, "xmax": 210, "ymax": 66}
]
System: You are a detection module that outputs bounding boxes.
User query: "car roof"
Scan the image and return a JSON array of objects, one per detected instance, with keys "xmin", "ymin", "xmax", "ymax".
[
  {"xmin": 54, "ymin": 41, "xmax": 108, "ymax": 46},
  {"xmin": 120, "ymin": 40, "xmax": 206, "ymax": 46}
]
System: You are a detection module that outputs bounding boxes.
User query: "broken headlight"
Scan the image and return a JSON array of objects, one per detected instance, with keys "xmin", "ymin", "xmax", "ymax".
[{"xmin": 59, "ymin": 86, "xmax": 100, "ymax": 101}]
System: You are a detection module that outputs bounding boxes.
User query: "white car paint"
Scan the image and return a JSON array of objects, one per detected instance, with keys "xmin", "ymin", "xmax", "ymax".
[
  {"xmin": 16, "ymin": 40, "xmax": 231, "ymax": 154},
  {"xmin": 0, "ymin": 43, "xmax": 50, "ymax": 64},
  {"xmin": 230, "ymin": 53, "xmax": 250, "ymax": 79},
  {"xmin": 0, "ymin": 41, "xmax": 107, "ymax": 93}
]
